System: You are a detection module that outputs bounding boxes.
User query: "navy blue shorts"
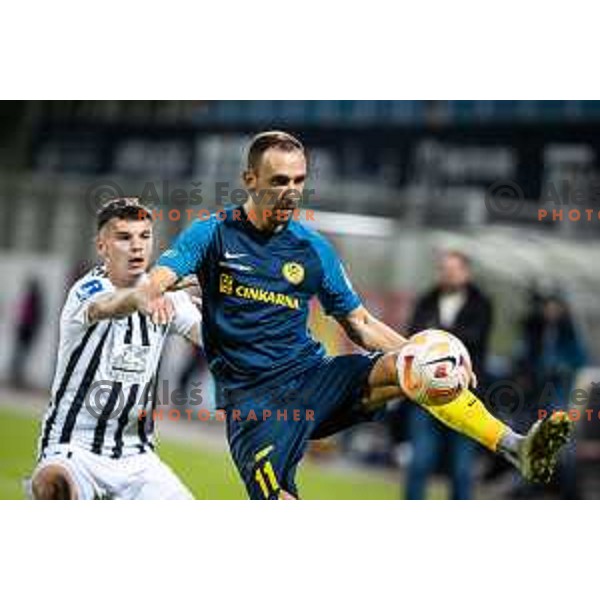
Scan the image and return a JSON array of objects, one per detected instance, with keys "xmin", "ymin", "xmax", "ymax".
[{"xmin": 221, "ymin": 353, "xmax": 382, "ymax": 499}]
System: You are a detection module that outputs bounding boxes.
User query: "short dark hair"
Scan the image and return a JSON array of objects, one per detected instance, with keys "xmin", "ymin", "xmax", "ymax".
[
  {"xmin": 246, "ymin": 130, "xmax": 305, "ymax": 172},
  {"xmin": 96, "ymin": 197, "xmax": 152, "ymax": 231}
]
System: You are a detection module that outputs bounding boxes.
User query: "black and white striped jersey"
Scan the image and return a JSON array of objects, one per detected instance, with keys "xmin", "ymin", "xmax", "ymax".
[{"xmin": 38, "ymin": 266, "xmax": 201, "ymax": 459}]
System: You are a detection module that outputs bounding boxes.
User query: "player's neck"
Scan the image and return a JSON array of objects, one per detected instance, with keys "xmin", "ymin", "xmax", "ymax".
[{"xmin": 243, "ymin": 200, "xmax": 277, "ymax": 233}]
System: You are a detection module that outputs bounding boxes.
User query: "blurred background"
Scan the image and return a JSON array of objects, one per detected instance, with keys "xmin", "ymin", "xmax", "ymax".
[{"xmin": 1, "ymin": 100, "xmax": 600, "ymax": 499}]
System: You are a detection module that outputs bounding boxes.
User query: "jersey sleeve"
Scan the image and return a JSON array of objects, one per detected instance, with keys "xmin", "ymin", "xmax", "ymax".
[
  {"xmin": 167, "ymin": 290, "xmax": 202, "ymax": 341},
  {"xmin": 155, "ymin": 217, "xmax": 219, "ymax": 279},
  {"xmin": 65, "ymin": 275, "xmax": 115, "ymax": 328},
  {"xmin": 312, "ymin": 234, "xmax": 362, "ymax": 317}
]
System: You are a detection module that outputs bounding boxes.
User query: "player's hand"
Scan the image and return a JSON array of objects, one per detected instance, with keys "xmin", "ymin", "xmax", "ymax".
[
  {"xmin": 147, "ymin": 295, "xmax": 175, "ymax": 325},
  {"xmin": 134, "ymin": 287, "xmax": 174, "ymax": 325}
]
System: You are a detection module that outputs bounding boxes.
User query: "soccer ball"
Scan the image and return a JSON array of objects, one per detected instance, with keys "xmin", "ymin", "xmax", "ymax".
[{"xmin": 396, "ymin": 329, "xmax": 474, "ymax": 407}]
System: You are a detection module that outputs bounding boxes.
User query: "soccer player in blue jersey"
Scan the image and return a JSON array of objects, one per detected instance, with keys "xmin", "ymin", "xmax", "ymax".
[{"xmin": 136, "ymin": 131, "xmax": 571, "ymax": 499}]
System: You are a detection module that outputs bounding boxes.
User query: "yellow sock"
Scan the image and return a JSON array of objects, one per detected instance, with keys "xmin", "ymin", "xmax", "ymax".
[{"xmin": 423, "ymin": 389, "xmax": 508, "ymax": 452}]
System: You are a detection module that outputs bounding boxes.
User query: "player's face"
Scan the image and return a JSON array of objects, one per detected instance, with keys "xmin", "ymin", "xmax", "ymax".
[
  {"xmin": 543, "ymin": 299, "xmax": 564, "ymax": 322},
  {"xmin": 437, "ymin": 254, "xmax": 470, "ymax": 291},
  {"xmin": 245, "ymin": 148, "xmax": 307, "ymax": 228},
  {"xmin": 96, "ymin": 218, "xmax": 153, "ymax": 286}
]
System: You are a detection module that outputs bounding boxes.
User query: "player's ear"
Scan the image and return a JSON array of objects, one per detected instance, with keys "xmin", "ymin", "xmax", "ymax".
[
  {"xmin": 243, "ymin": 168, "xmax": 257, "ymax": 190},
  {"xmin": 96, "ymin": 232, "xmax": 106, "ymax": 260}
]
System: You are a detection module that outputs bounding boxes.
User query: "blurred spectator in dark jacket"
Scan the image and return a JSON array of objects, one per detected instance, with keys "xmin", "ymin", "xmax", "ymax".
[
  {"xmin": 513, "ymin": 294, "xmax": 586, "ymax": 498},
  {"xmin": 518, "ymin": 295, "xmax": 586, "ymax": 408},
  {"xmin": 405, "ymin": 251, "xmax": 493, "ymax": 499},
  {"xmin": 10, "ymin": 278, "xmax": 44, "ymax": 388}
]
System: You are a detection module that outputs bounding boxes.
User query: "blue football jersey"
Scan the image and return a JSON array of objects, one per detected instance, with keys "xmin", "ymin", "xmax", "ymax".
[{"xmin": 156, "ymin": 207, "xmax": 362, "ymax": 393}]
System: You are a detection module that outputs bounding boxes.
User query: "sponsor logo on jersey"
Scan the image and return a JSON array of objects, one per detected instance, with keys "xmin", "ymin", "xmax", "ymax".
[
  {"xmin": 219, "ymin": 273, "xmax": 300, "ymax": 310},
  {"xmin": 219, "ymin": 274, "xmax": 234, "ymax": 295},
  {"xmin": 282, "ymin": 262, "xmax": 305, "ymax": 285},
  {"xmin": 109, "ymin": 346, "xmax": 151, "ymax": 383}
]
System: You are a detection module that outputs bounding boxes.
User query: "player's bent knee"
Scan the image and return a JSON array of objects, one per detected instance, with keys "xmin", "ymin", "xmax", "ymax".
[
  {"xmin": 32, "ymin": 465, "xmax": 77, "ymax": 500},
  {"xmin": 367, "ymin": 352, "xmax": 400, "ymax": 388}
]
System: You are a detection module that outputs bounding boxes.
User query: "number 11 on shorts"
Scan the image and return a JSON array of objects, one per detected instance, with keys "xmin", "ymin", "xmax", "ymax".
[{"xmin": 254, "ymin": 445, "xmax": 280, "ymax": 499}]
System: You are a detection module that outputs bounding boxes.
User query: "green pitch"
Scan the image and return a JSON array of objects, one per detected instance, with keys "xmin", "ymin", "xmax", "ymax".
[{"xmin": 0, "ymin": 407, "xmax": 399, "ymax": 499}]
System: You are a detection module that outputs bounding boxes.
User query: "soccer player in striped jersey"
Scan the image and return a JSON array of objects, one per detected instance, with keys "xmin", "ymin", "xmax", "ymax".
[
  {"xmin": 31, "ymin": 198, "xmax": 201, "ymax": 500},
  {"xmin": 137, "ymin": 131, "xmax": 572, "ymax": 500}
]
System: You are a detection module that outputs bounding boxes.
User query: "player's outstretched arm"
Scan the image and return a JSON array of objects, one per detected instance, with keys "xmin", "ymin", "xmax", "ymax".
[
  {"xmin": 337, "ymin": 305, "xmax": 408, "ymax": 352},
  {"xmin": 86, "ymin": 287, "xmax": 163, "ymax": 324},
  {"xmin": 87, "ymin": 267, "xmax": 179, "ymax": 325}
]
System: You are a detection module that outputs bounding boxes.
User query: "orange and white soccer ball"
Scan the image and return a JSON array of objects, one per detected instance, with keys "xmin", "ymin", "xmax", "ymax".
[{"xmin": 396, "ymin": 329, "xmax": 475, "ymax": 406}]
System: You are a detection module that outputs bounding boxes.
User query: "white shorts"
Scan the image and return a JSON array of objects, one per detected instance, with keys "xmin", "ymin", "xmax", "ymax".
[{"xmin": 33, "ymin": 445, "xmax": 194, "ymax": 500}]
